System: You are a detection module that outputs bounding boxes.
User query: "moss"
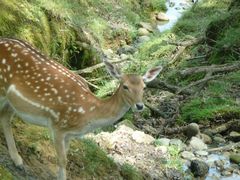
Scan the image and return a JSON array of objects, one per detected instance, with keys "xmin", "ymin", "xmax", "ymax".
[
  {"xmin": 68, "ymin": 139, "xmax": 123, "ymax": 179},
  {"xmin": 120, "ymin": 163, "xmax": 144, "ymax": 180},
  {"xmin": 0, "ymin": 166, "xmax": 13, "ymax": 180}
]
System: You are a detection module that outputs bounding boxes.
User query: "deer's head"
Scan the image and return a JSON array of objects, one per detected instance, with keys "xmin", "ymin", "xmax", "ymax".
[{"xmin": 104, "ymin": 60, "xmax": 162, "ymax": 112}]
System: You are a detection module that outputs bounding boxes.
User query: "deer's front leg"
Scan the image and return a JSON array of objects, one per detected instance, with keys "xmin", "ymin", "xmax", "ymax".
[
  {"xmin": 53, "ymin": 130, "xmax": 68, "ymax": 180},
  {"xmin": 0, "ymin": 105, "xmax": 23, "ymax": 167}
]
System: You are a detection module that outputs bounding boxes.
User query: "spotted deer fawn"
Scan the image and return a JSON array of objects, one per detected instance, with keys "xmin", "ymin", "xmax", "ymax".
[{"xmin": 0, "ymin": 38, "xmax": 162, "ymax": 180}]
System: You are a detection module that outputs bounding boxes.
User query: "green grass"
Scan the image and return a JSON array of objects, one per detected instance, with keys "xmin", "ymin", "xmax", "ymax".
[
  {"xmin": 120, "ymin": 163, "xmax": 144, "ymax": 180},
  {"xmin": 179, "ymin": 71, "xmax": 240, "ymax": 123},
  {"xmin": 0, "ymin": 166, "xmax": 13, "ymax": 180},
  {"xmin": 68, "ymin": 138, "xmax": 142, "ymax": 179}
]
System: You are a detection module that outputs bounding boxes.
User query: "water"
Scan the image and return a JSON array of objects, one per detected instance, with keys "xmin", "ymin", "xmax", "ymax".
[
  {"xmin": 206, "ymin": 154, "xmax": 240, "ymax": 180},
  {"xmin": 157, "ymin": 0, "xmax": 192, "ymax": 32}
]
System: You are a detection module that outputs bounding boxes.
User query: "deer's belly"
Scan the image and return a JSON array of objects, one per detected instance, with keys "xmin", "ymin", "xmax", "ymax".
[
  {"xmin": 16, "ymin": 111, "xmax": 49, "ymax": 127},
  {"xmin": 6, "ymin": 84, "xmax": 56, "ymax": 127}
]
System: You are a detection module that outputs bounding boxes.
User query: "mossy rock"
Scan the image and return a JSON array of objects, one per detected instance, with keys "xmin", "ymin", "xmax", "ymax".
[
  {"xmin": 0, "ymin": 166, "xmax": 13, "ymax": 180},
  {"xmin": 229, "ymin": 154, "xmax": 240, "ymax": 164}
]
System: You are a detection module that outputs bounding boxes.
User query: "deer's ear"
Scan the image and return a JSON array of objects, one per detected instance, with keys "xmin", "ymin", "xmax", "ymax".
[
  {"xmin": 104, "ymin": 60, "xmax": 122, "ymax": 79},
  {"xmin": 142, "ymin": 66, "xmax": 163, "ymax": 83}
]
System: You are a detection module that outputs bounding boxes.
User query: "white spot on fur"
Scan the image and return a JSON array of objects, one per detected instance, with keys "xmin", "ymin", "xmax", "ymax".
[
  {"xmin": 78, "ymin": 107, "xmax": 85, "ymax": 114},
  {"xmin": 2, "ymin": 59, "xmax": 6, "ymax": 64}
]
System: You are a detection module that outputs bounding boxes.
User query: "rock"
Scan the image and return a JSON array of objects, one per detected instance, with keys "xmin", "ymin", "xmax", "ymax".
[
  {"xmin": 229, "ymin": 154, "xmax": 240, "ymax": 164},
  {"xmin": 156, "ymin": 146, "xmax": 168, "ymax": 154},
  {"xmin": 213, "ymin": 136, "xmax": 226, "ymax": 144},
  {"xmin": 138, "ymin": 36, "xmax": 150, "ymax": 43},
  {"xmin": 169, "ymin": 139, "xmax": 186, "ymax": 150},
  {"xmin": 165, "ymin": 168, "xmax": 183, "ymax": 180},
  {"xmin": 156, "ymin": 12, "xmax": 169, "ymax": 21},
  {"xmin": 228, "ymin": 131, "xmax": 240, "ymax": 142},
  {"xmin": 200, "ymin": 133, "xmax": 212, "ymax": 144},
  {"xmin": 195, "ymin": 150, "xmax": 208, "ymax": 157},
  {"xmin": 103, "ymin": 48, "xmax": 114, "ymax": 58},
  {"xmin": 215, "ymin": 159, "xmax": 225, "ymax": 171},
  {"xmin": 184, "ymin": 123, "xmax": 200, "ymax": 139},
  {"xmin": 117, "ymin": 45, "xmax": 136, "ymax": 55},
  {"xmin": 203, "ymin": 129, "xmax": 214, "ymax": 137},
  {"xmin": 190, "ymin": 160, "xmax": 209, "ymax": 177},
  {"xmin": 138, "ymin": 28, "xmax": 149, "ymax": 36},
  {"xmin": 138, "ymin": 22, "xmax": 154, "ymax": 32},
  {"xmin": 157, "ymin": 138, "xmax": 170, "ymax": 146},
  {"xmin": 131, "ymin": 130, "xmax": 155, "ymax": 144},
  {"xmin": 169, "ymin": 2, "xmax": 175, "ymax": 7},
  {"xmin": 181, "ymin": 151, "xmax": 195, "ymax": 160},
  {"xmin": 189, "ymin": 137, "xmax": 208, "ymax": 151},
  {"xmin": 221, "ymin": 170, "xmax": 232, "ymax": 176},
  {"xmin": 120, "ymin": 53, "xmax": 129, "ymax": 60}
]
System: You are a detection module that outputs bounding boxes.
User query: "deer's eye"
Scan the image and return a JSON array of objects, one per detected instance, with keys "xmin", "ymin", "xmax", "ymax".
[{"xmin": 123, "ymin": 84, "xmax": 129, "ymax": 90}]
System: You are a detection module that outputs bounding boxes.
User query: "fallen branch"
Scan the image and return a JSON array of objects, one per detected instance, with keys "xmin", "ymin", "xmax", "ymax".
[
  {"xmin": 168, "ymin": 38, "xmax": 204, "ymax": 66},
  {"xmin": 186, "ymin": 55, "xmax": 206, "ymax": 61},
  {"xmin": 205, "ymin": 120, "xmax": 240, "ymax": 135},
  {"xmin": 145, "ymin": 103, "xmax": 165, "ymax": 118},
  {"xmin": 147, "ymin": 79, "xmax": 192, "ymax": 95},
  {"xmin": 73, "ymin": 59, "xmax": 128, "ymax": 74},
  {"xmin": 181, "ymin": 62, "xmax": 240, "ymax": 76},
  {"xmin": 177, "ymin": 74, "xmax": 221, "ymax": 94},
  {"xmin": 208, "ymin": 142, "xmax": 240, "ymax": 152}
]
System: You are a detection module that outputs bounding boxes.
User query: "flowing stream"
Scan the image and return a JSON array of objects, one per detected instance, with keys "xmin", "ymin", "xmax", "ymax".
[
  {"xmin": 157, "ymin": 1, "xmax": 240, "ymax": 179},
  {"xmin": 157, "ymin": 0, "xmax": 192, "ymax": 32}
]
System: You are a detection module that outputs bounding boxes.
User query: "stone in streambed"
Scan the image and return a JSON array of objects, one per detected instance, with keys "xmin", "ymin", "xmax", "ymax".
[
  {"xmin": 181, "ymin": 151, "xmax": 195, "ymax": 160},
  {"xmin": 156, "ymin": 12, "xmax": 169, "ymax": 21},
  {"xmin": 228, "ymin": 131, "xmax": 240, "ymax": 142},
  {"xmin": 138, "ymin": 28, "xmax": 150, "ymax": 36},
  {"xmin": 213, "ymin": 136, "xmax": 226, "ymax": 144},
  {"xmin": 184, "ymin": 123, "xmax": 200, "ymax": 139},
  {"xmin": 229, "ymin": 154, "xmax": 240, "ymax": 164},
  {"xmin": 189, "ymin": 137, "xmax": 208, "ymax": 151},
  {"xmin": 190, "ymin": 160, "xmax": 209, "ymax": 177},
  {"xmin": 138, "ymin": 22, "xmax": 154, "ymax": 32},
  {"xmin": 200, "ymin": 133, "xmax": 212, "ymax": 144}
]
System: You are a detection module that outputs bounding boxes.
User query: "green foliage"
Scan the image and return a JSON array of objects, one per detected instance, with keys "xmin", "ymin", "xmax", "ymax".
[
  {"xmin": 165, "ymin": 146, "xmax": 183, "ymax": 171},
  {"xmin": 0, "ymin": 166, "xmax": 13, "ymax": 180},
  {"xmin": 180, "ymin": 71, "xmax": 240, "ymax": 122},
  {"xmin": 173, "ymin": 0, "xmax": 232, "ymax": 37},
  {"xmin": 120, "ymin": 163, "xmax": 143, "ymax": 180},
  {"xmin": 68, "ymin": 139, "xmax": 120, "ymax": 178},
  {"xmin": 149, "ymin": 0, "xmax": 167, "ymax": 11}
]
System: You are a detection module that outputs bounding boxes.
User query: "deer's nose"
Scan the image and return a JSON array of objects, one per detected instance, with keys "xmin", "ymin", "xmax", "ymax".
[{"xmin": 135, "ymin": 103, "xmax": 144, "ymax": 111}]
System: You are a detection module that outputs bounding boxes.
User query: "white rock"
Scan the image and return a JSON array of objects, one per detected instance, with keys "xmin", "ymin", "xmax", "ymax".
[
  {"xmin": 189, "ymin": 137, "xmax": 208, "ymax": 151},
  {"xmin": 156, "ymin": 146, "xmax": 168, "ymax": 154},
  {"xmin": 131, "ymin": 131, "xmax": 155, "ymax": 144},
  {"xmin": 120, "ymin": 53, "xmax": 129, "ymax": 60},
  {"xmin": 156, "ymin": 12, "xmax": 169, "ymax": 21},
  {"xmin": 181, "ymin": 151, "xmax": 195, "ymax": 160},
  {"xmin": 158, "ymin": 138, "xmax": 170, "ymax": 146},
  {"xmin": 195, "ymin": 150, "xmax": 208, "ymax": 157},
  {"xmin": 138, "ymin": 28, "xmax": 150, "ymax": 36}
]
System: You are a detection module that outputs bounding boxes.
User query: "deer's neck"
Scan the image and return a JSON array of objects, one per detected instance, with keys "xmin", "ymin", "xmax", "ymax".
[{"xmin": 88, "ymin": 87, "xmax": 130, "ymax": 128}]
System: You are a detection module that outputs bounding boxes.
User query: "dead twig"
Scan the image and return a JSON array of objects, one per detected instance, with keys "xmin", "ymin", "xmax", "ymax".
[
  {"xmin": 147, "ymin": 79, "xmax": 192, "ymax": 95},
  {"xmin": 145, "ymin": 103, "xmax": 165, "ymax": 118},
  {"xmin": 168, "ymin": 37, "xmax": 204, "ymax": 66},
  {"xmin": 177, "ymin": 74, "xmax": 221, "ymax": 94},
  {"xmin": 186, "ymin": 55, "xmax": 206, "ymax": 61},
  {"xmin": 73, "ymin": 59, "xmax": 129, "ymax": 74}
]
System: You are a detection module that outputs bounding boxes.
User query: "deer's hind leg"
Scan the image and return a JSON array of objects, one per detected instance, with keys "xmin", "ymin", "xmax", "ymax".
[{"xmin": 0, "ymin": 103, "xmax": 23, "ymax": 167}]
